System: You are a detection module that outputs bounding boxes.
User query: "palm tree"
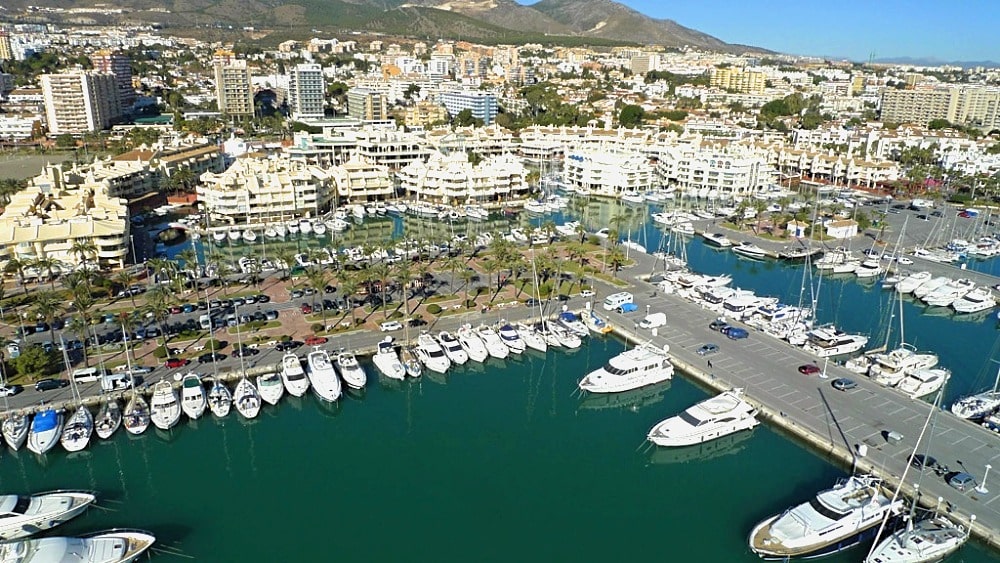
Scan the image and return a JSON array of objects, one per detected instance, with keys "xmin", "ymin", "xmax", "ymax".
[
  {"xmin": 3, "ymin": 257, "xmax": 30, "ymax": 296},
  {"xmin": 69, "ymin": 239, "xmax": 98, "ymax": 267},
  {"xmin": 113, "ymin": 269, "xmax": 139, "ymax": 307},
  {"xmin": 458, "ymin": 267, "xmax": 477, "ymax": 309},
  {"xmin": 752, "ymin": 200, "xmax": 768, "ymax": 234},
  {"xmin": 30, "ymin": 256, "xmax": 62, "ymax": 290},
  {"xmin": 444, "ymin": 255, "xmax": 464, "ymax": 296},
  {"xmin": 305, "ymin": 266, "xmax": 327, "ymax": 312},
  {"xmin": 607, "ymin": 246, "xmax": 626, "ymax": 277},
  {"xmin": 176, "ymin": 248, "xmax": 198, "ymax": 275},
  {"xmin": 142, "ymin": 284, "xmax": 174, "ymax": 352},
  {"xmin": 338, "ymin": 272, "xmax": 360, "ymax": 327},
  {"xmin": 274, "ymin": 248, "xmax": 297, "ymax": 282},
  {"xmin": 395, "ymin": 260, "xmax": 413, "ymax": 318},
  {"xmin": 66, "ymin": 315, "xmax": 92, "ymax": 368},
  {"xmin": 481, "ymin": 258, "xmax": 500, "ymax": 296},
  {"xmin": 32, "ymin": 290, "xmax": 64, "ymax": 344}
]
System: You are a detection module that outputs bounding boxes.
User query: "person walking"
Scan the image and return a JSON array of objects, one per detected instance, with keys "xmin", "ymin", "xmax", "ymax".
[{"xmin": 707, "ymin": 359, "xmax": 713, "ymax": 368}]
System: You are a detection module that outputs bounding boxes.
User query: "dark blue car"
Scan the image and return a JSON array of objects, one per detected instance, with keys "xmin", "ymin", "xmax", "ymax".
[{"xmin": 722, "ymin": 326, "xmax": 749, "ymax": 340}]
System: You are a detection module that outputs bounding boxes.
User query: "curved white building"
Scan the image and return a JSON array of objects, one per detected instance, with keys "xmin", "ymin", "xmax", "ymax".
[
  {"xmin": 563, "ymin": 149, "xmax": 654, "ymax": 197},
  {"xmin": 397, "ymin": 151, "xmax": 529, "ymax": 204}
]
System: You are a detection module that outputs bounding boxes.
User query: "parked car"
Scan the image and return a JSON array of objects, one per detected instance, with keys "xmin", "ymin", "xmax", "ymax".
[
  {"xmin": 948, "ymin": 472, "xmax": 976, "ymax": 492},
  {"xmin": 798, "ymin": 364, "xmax": 822, "ymax": 375},
  {"xmin": 380, "ymin": 320, "xmax": 403, "ymax": 332},
  {"xmin": 0, "ymin": 384, "xmax": 24, "ymax": 397},
  {"xmin": 911, "ymin": 454, "xmax": 938, "ymax": 472},
  {"xmin": 580, "ymin": 289, "xmax": 595, "ymax": 298},
  {"xmin": 264, "ymin": 310, "xmax": 279, "ymax": 321},
  {"xmin": 722, "ymin": 326, "xmax": 748, "ymax": 340},
  {"xmin": 232, "ymin": 346, "xmax": 259, "ymax": 358},
  {"xmin": 831, "ymin": 377, "xmax": 857, "ymax": 391},
  {"xmin": 709, "ymin": 319, "xmax": 729, "ymax": 331},
  {"xmin": 305, "ymin": 336, "xmax": 328, "ymax": 346},
  {"xmin": 35, "ymin": 378, "xmax": 70, "ymax": 392},
  {"xmin": 290, "ymin": 290, "xmax": 304, "ymax": 299},
  {"xmin": 275, "ymin": 340, "xmax": 303, "ymax": 352},
  {"xmin": 164, "ymin": 358, "xmax": 189, "ymax": 369},
  {"xmin": 256, "ymin": 295, "xmax": 270, "ymax": 304},
  {"xmin": 616, "ymin": 302, "xmax": 639, "ymax": 314},
  {"xmin": 696, "ymin": 343, "xmax": 719, "ymax": 356},
  {"xmin": 198, "ymin": 352, "xmax": 226, "ymax": 364},
  {"xmin": 300, "ymin": 303, "xmax": 313, "ymax": 314}
]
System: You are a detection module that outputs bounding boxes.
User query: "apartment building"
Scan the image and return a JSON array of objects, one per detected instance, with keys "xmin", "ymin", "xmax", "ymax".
[
  {"xmin": 657, "ymin": 146, "xmax": 773, "ymax": 197},
  {"xmin": 563, "ymin": 149, "xmax": 654, "ymax": 197},
  {"xmin": 41, "ymin": 71, "xmax": 121, "ymax": 134},
  {"xmin": 0, "ymin": 32, "xmax": 11, "ymax": 61},
  {"xmin": 328, "ymin": 153, "xmax": 393, "ymax": 203},
  {"xmin": 396, "ymin": 152, "xmax": 529, "ymax": 204},
  {"xmin": 214, "ymin": 58, "xmax": 254, "ymax": 117},
  {"xmin": 400, "ymin": 101, "xmax": 449, "ymax": 128},
  {"xmin": 440, "ymin": 91, "xmax": 498, "ymax": 125},
  {"xmin": 347, "ymin": 87, "xmax": 389, "ymax": 121},
  {"xmin": 881, "ymin": 86, "xmax": 1000, "ymax": 128},
  {"xmin": 288, "ymin": 63, "xmax": 326, "ymax": 121},
  {"xmin": 90, "ymin": 49, "xmax": 135, "ymax": 113},
  {"xmin": 710, "ymin": 67, "xmax": 766, "ymax": 94}
]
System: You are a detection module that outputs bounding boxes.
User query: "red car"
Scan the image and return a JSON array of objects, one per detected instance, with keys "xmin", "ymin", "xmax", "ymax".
[
  {"xmin": 300, "ymin": 303, "xmax": 313, "ymax": 314},
  {"xmin": 798, "ymin": 364, "xmax": 821, "ymax": 375},
  {"xmin": 164, "ymin": 357, "xmax": 189, "ymax": 369},
  {"xmin": 305, "ymin": 336, "xmax": 328, "ymax": 346}
]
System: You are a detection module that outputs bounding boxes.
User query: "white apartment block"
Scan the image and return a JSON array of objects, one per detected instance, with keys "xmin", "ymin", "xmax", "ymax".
[
  {"xmin": 563, "ymin": 150, "xmax": 654, "ymax": 197},
  {"xmin": 0, "ymin": 115, "xmax": 42, "ymax": 140},
  {"xmin": 288, "ymin": 63, "xmax": 326, "ymax": 121},
  {"xmin": 397, "ymin": 152, "xmax": 529, "ymax": 204},
  {"xmin": 328, "ymin": 154, "xmax": 393, "ymax": 203},
  {"xmin": 657, "ymin": 145, "xmax": 773, "ymax": 197},
  {"xmin": 197, "ymin": 157, "xmax": 334, "ymax": 224},
  {"xmin": 881, "ymin": 86, "xmax": 1000, "ymax": 128},
  {"xmin": 41, "ymin": 71, "xmax": 121, "ymax": 135},
  {"xmin": 214, "ymin": 59, "xmax": 254, "ymax": 116}
]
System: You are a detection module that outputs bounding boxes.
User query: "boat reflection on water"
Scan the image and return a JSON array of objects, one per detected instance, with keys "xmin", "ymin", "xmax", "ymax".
[
  {"xmin": 578, "ymin": 380, "xmax": 671, "ymax": 412},
  {"xmin": 647, "ymin": 426, "xmax": 754, "ymax": 465},
  {"xmin": 313, "ymin": 395, "xmax": 343, "ymax": 419}
]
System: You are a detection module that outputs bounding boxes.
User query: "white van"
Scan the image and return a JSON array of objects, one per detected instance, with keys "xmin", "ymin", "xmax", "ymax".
[
  {"xmin": 71, "ymin": 367, "xmax": 105, "ymax": 384},
  {"xmin": 101, "ymin": 372, "xmax": 134, "ymax": 392},
  {"xmin": 639, "ymin": 312, "xmax": 667, "ymax": 329},
  {"xmin": 602, "ymin": 292, "xmax": 634, "ymax": 311},
  {"xmin": 199, "ymin": 314, "xmax": 212, "ymax": 330}
]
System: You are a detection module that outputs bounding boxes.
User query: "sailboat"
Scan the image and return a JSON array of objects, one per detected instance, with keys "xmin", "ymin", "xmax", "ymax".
[
  {"xmin": 60, "ymin": 404, "xmax": 93, "ymax": 453},
  {"xmin": 951, "ymin": 362, "xmax": 1000, "ymax": 420},
  {"xmin": 208, "ymin": 379, "xmax": 232, "ymax": 417},
  {"xmin": 94, "ymin": 399, "xmax": 122, "ymax": 440},
  {"xmin": 234, "ymin": 377, "xmax": 262, "ymax": 419},
  {"xmin": 149, "ymin": 379, "xmax": 181, "ymax": 430},
  {"xmin": 2, "ymin": 413, "xmax": 28, "ymax": 450},
  {"xmin": 400, "ymin": 345, "xmax": 423, "ymax": 378},
  {"xmin": 123, "ymin": 393, "xmax": 150, "ymax": 435},
  {"xmin": 181, "ymin": 373, "xmax": 207, "ymax": 420}
]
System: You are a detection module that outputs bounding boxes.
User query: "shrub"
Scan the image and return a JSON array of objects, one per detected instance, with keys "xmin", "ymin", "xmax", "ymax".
[
  {"xmin": 204, "ymin": 338, "xmax": 222, "ymax": 351},
  {"xmin": 426, "ymin": 304, "xmax": 442, "ymax": 314},
  {"xmin": 311, "ymin": 323, "xmax": 324, "ymax": 333},
  {"xmin": 279, "ymin": 334, "xmax": 292, "ymax": 342},
  {"xmin": 152, "ymin": 345, "xmax": 170, "ymax": 359}
]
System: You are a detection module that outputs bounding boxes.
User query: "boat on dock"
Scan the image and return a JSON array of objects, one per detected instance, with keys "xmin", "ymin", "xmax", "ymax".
[
  {"xmin": 335, "ymin": 352, "xmax": 368, "ymax": 390},
  {"xmin": 149, "ymin": 380, "xmax": 181, "ymax": 430},
  {"xmin": 476, "ymin": 324, "xmax": 509, "ymax": 360},
  {"xmin": 865, "ymin": 512, "xmax": 970, "ymax": 563},
  {"xmin": 180, "ymin": 373, "xmax": 206, "ymax": 420},
  {"xmin": 242, "ymin": 229, "xmax": 257, "ymax": 243},
  {"xmin": 94, "ymin": 399, "xmax": 121, "ymax": 440},
  {"xmin": 896, "ymin": 368, "xmax": 950, "ymax": 399},
  {"xmin": 647, "ymin": 388, "xmax": 758, "ymax": 447},
  {"xmin": 732, "ymin": 241, "xmax": 769, "ymax": 260},
  {"xmin": 0, "ymin": 490, "xmax": 96, "ymax": 540},
  {"xmin": 895, "ymin": 271, "xmax": 932, "ymax": 295},
  {"xmin": 701, "ymin": 232, "xmax": 733, "ymax": 248},
  {"xmin": 280, "ymin": 352, "xmax": 309, "ymax": 397},
  {"xmin": 802, "ymin": 326, "xmax": 869, "ymax": 358},
  {"xmin": 557, "ymin": 311, "xmax": 589, "ymax": 337},
  {"xmin": 578, "ymin": 342, "xmax": 673, "ymax": 394},
  {"xmin": 306, "ymin": 349, "xmax": 342, "ymax": 402},
  {"xmin": 27, "ymin": 409, "xmax": 62, "ymax": 455},
  {"xmin": 373, "ymin": 338, "xmax": 405, "ymax": 380},
  {"xmin": 3, "ymin": 413, "xmax": 29, "ymax": 450},
  {"xmin": 497, "ymin": 322, "xmax": 526, "ymax": 354},
  {"xmin": 59, "ymin": 406, "xmax": 93, "ymax": 453},
  {"xmin": 456, "ymin": 324, "xmax": 489, "ymax": 363},
  {"xmin": 0, "ymin": 529, "xmax": 156, "ymax": 563},
  {"xmin": 256, "ymin": 371, "xmax": 284, "ymax": 406},
  {"xmin": 415, "ymin": 332, "xmax": 452, "ymax": 373},
  {"xmin": 123, "ymin": 394, "xmax": 149, "ymax": 435},
  {"xmin": 233, "ymin": 377, "xmax": 261, "ymax": 419},
  {"xmin": 515, "ymin": 322, "xmax": 547, "ymax": 352},
  {"xmin": 583, "ymin": 310, "xmax": 613, "ymax": 335},
  {"xmin": 437, "ymin": 331, "xmax": 469, "ymax": 365},
  {"xmin": 208, "ymin": 379, "xmax": 232, "ymax": 418}
]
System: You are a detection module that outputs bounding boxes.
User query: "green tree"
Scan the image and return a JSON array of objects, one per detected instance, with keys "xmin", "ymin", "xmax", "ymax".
[
  {"xmin": 55, "ymin": 134, "xmax": 77, "ymax": 149},
  {"xmin": 618, "ymin": 104, "xmax": 645, "ymax": 128},
  {"xmin": 32, "ymin": 290, "xmax": 64, "ymax": 344},
  {"xmin": 12, "ymin": 345, "xmax": 58, "ymax": 380}
]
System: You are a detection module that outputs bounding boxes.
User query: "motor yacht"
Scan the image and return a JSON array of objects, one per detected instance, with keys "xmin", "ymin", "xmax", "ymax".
[
  {"xmin": 437, "ymin": 331, "xmax": 469, "ymax": 365},
  {"xmin": 497, "ymin": 323, "xmax": 526, "ymax": 354},
  {"xmin": 896, "ymin": 368, "xmax": 950, "ymax": 399},
  {"xmin": 732, "ymin": 241, "xmax": 768, "ymax": 260},
  {"xmin": 515, "ymin": 322, "xmax": 547, "ymax": 353},
  {"xmin": 647, "ymin": 388, "xmax": 758, "ymax": 447},
  {"xmin": 802, "ymin": 326, "xmax": 869, "ymax": 358},
  {"xmin": 912, "ymin": 276, "xmax": 951, "ymax": 300},
  {"xmin": 672, "ymin": 222, "xmax": 695, "ymax": 236},
  {"xmin": 921, "ymin": 278, "xmax": 975, "ymax": 307},
  {"xmin": 123, "ymin": 394, "xmax": 150, "ymax": 435},
  {"xmin": 832, "ymin": 259, "xmax": 861, "ymax": 274},
  {"xmin": 27, "ymin": 409, "xmax": 63, "ymax": 455},
  {"xmin": 952, "ymin": 286, "xmax": 996, "ymax": 313},
  {"xmin": 373, "ymin": 338, "xmax": 406, "ymax": 380},
  {"xmin": 335, "ymin": 352, "xmax": 368, "ymax": 390},
  {"xmin": 280, "ymin": 352, "xmax": 309, "ymax": 397},
  {"xmin": 263, "ymin": 226, "xmax": 279, "ymax": 239},
  {"xmin": 415, "ymin": 332, "xmax": 452, "ymax": 373},
  {"xmin": 701, "ymin": 232, "xmax": 733, "ymax": 248},
  {"xmin": 298, "ymin": 218, "xmax": 313, "ymax": 235},
  {"xmin": 3, "ymin": 413, "xmax": 29, "ymax": 450},
  {"xmin": 584, "ymin": 310, "xmax": 613, "ymax": 335},
  {"xmin": 256, "ymin": 371, "xmax": 285, "ymax": 406},
  {"xmin": 456, "ymin": 324, "xmax": 489, "ymax": 363},
  {"xmin": 212, "ymin": 230, "xmax": 227, "ymax": 243},
  {"xmin": 94, "ymin": 400, "xmax": 121, "ymax": 440},
  {"xmin": 180, "ymin": 373, "xmax": 206, "ymax": 420},
  {"xmin": 895, "ymin": 271, "xmax": 932, "ymax": 295},
  {"xmin": 306, "ymin": 349, "xmax": 342, "ymax": 402},
  {"xmin": 865, "ymin": 513, "xmax": 970, "ymax": 563},
  {"xmin": 207, "ymin": 379, "xmax": 232, "ymax": 417},
  {"xmin": 0, "ymin": 490, "xmax": 96, "ymax": 540},
  {"xmin": 227, "ymin": 228, "xmax": 242, "ymax": 243},
  {"xmin": 869, "ymin": 345, "xmax": 939, "ymax": 387},
  {"xmin": 578, "ymin": 342, "xmax": 673, "ymax": 394},
  {"xmin": 476, "ymin": 324, "xmax": 510, "ymax": 360},
  {"xmin": 555, "ymin": 221, "xmax": 581, "ymax": 238},
  {"xmin": 273, "ymin": 223, "xmax": 287, "ymax": 238},
  {"xmin": 59, "ymin": 406, "xmax": 93, "ymax": 453},
  {"xmin": 854, "ymin": 258, "xmax": 884, "ymax": 279},
  {"xmin": 0, "ymin": 529, "xmax": 156, "ymax": 563},
  {"xmin": 557, "ymin": 311, "xmax": 589, "ymax": 337},
  {"xmin": 748, "ymin": 474, "xmax": 903, "ymax": 560},
  {"xmin": 149, "ymin": 380, "xmax": 181, "ymax": 430},
  {"xmin": 287, "ymin": 220, "xmax": 299, "ymax": 235},
  {"xmin": 242, "ymin": 229, "xmax": 257, "ymax": 243},
  {"xmin": 815, "ymin": 248, "xmax": 853, "ymax": 270},
  {"xmin": 233, "ymin": 377, "xmax": 261, "ymax": 419},
  {"xmin": 312, "ymin": 220, "xmax": 327, "ymax": 236},
  {"xmin": 546, "ymin": 322, "xmax": 581, "ymax": 349}
]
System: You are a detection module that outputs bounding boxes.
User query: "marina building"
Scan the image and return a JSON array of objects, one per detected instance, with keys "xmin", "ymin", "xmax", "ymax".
[
  {"xmin": 440, "ymin": 91, "xmax": 498, "ymax": 125},
  {"xmin": 90, "ymin": 49, "xmax": 135, "ymax": 113},
  {"xmin": 214, "ymin": 57, "xmax": 254, "ymax": 117},
  {"xmin": 40, "ymin": 71, "xmax": 121, "ymax": 135},
  {"xmin": 400, "ymin": 101, "xmax": 449, "ymax": 128},
  {"xmin": 287, "ymin": 63, "xmax": 325, "ymax": 121},
  {"xmin": 396, "ymin": 152, "xmax": 529, "ymax": 204},
  {"xmin": 328, "ymin": 154, "xmax": 393, "ymax": 203},
  {"xmin": 563, "ymin": 149, "xmax": 654, "ymax": 197},
  {"xmin": 0, "ymin": 168, "xmax": 130, "ymax": 269},
  {"xmin": 197, "ymin": 156, "xmax": 334, "ymax": 224},
  {"xmin": 657, "ymin": 146, "xmax": 773, "ymax": 197}
]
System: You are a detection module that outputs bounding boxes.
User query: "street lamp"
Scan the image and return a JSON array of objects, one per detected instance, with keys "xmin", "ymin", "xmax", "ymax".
[{"xmin": 976, "ymin": 464, "xmax": 992, "ymax": 494}]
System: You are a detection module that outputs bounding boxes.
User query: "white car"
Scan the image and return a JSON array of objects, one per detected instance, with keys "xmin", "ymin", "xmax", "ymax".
[
  {"xmin": 580, "ymin": 289, "xmax": 595, "ymax": 298},
  {"xmin": 897, "ymin": 256, "xmax": 914, "ymax": 265},
  {"xmin": 380, "ymin": 320, "xmax": 403, "ymax": 332}
]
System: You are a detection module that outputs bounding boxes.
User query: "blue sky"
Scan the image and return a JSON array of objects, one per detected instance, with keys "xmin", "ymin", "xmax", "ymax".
[{"xmin": 516, "ymin": 0, "xmax": 998, "ymax": 62}]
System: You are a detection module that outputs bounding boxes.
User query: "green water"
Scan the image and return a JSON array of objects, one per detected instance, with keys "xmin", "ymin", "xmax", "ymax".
[{"xmin": 2, "ymin": 337, "xmax": 996, "ymax": 562}]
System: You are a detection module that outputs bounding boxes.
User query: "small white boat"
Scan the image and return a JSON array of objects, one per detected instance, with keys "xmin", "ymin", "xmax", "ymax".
[
  {"xmin": 298, "ymin": 218, "xmax": 313, "ymax": 235},
  {"xmin": 952, "ymin": 286, "xmax": 996, "ymax": 313},
  {"xmin": 672, "ymin": 222, "xmax": 695, "ymax": 236},
  {"xmin": 273, "ymin": 223, "xmax": 287, "ymax": 238},
  {"xmin": 415, "ymin": 332, "xmax": 452, "ymax": 374},
  {"xmin": 256, "ymin": 372, "xmax": 285, "ymax": 406},
  {"xmin": 0, "ymin": 490, "xmax": 96, "ymax": 541},
  {"xmin": 212, "ymin": 230, "xmax": 227, "ymax": 243},
  {"xmin": 1, "ymin": 529, "xmax": 156, "ymax": 563},
  {"xmin": 280, "ymin": 352, "xmax": 309, "ymax": 397},
  {"xmin": 584, "ymin": 310, "xmax": 613, "ymax": 335},
  {"xmin": 497, "ymin": 322, "xmax": 526, "ymax": 354},
  {"xmin": 400, "ymin": 346, "xmax": 423, "ymax": 378},
  {"xmin": 123, "ymin": 394, "xmax": 150, "ymax": 435},
  {"xmin": 897, "ymin": 368, "xmax": 950, "ymax": 399},
  {"xmin": 515, "ymin": 322, "xmax": 547, "ymax": 352},
  {"xmin": 335, "ymin": 352, "xmax": 368, "ymax": 390},
  {"xmin": 579, "ymin": 342, "xmax": 673, "ymax": 393},
  {"xmin": 373, "ymin": 338, "xmax": 406, "ymax": 380},
  {"xmin": 233, "ymin": 377, "xmax": 261, "ymax": 419},
  {"xmin": 312, "ymin": 220, "xmax": 327, "ymax": 236},
  {"xmin": 864, "ymin": 513, "xmax": 970, "ymax": 563},
  {"xmin": 3, "ymin": 413, "xmax": 29, "ymax": 450},
  {"xmin": 647, "ymin": 388, "xmax": 758, "ymax": 447},
  {"xmin": 701, "ymin": 232, "xmax": 733, "ymax": 248},
  {"xmin": 60, "ymin": 406, "xmax": 93, "ymax": 453},
  {"xmin": 180, "ymin": 373, "xmax": 206, "ymax": 420},
  {"xmin": 227, "ymin": 228, "xmax": 242, "ymax": 242},
  {"xmin": 94, "ymin": 400, "xmax": 121, "ymax": 440},
  {"xmin": 307, "ymin": 349, "xmax": 342, "ymax": 402},
  {"xmin": 895, "ymin": 271, "xmax": 932, "ymax": 295},
  {"xmin": 557, "ymin": 312, "xmax": 589, "ymax": 337},
  {"xmin": 27, "ymin": 409, "xmax": 63, "ymax": 455},
  {"xmin": 242, "ymin": 229, "xmax": 257, "ymax": 243},
  {"xmin": 208, "ymin": 380, "xmax": 232, "ymax": 418},
  {"xmin": 456, "ymin": 324, "xmax": 489, "ymax": 363},
  {"xmin": 437, "ymin": 331, "xmax": 469, "ymax": 365},
  {"xmin": 546, "ymin": 322, "xmax": 581, "ymax": 349},
  {"xmin": 732, "ymin": 241, "xmax": 768, "ymax": 260},
  {"xmin": 264, "ymin": 227, "xmax": 279, "ymax": 239},
  {"xmin": 476, "ymin": 324, "xmax": 509, "ymax": 359},
  {"xmin": 149, "ymin": 380, "xmax": 181, "ymax": 430},
  {"xmin": 287, "ymin": 221, "xmax": 300, "ymax": 235}
]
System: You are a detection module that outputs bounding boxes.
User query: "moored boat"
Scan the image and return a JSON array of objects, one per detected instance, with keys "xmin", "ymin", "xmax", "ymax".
[
  {"xmin": 0, "ymin": 528, "xmax": 156, "ymax": 563},
  {"xmin": 0, "ymin": 490, "xmax": 96, "ymax": 540},
  {"xmin": 207, "ymin": 379, "xmax": 232, "ymax": 418},
  {"xmin": 233, "ymin": 377, "xmax": 261, "ymax": 419},
  {"xmin": 335, "ymin": 352, "xmax": 368, "ymax": 390},
  {"xmin": 372, "ymin": 338, "xmax": 406, "ymax": 380},
  {"xmin": 59, "ymin": 406, "xmax": 93, "ymax": 453},
  {"xmin": 280, "ymin": 352, "xmax": 309, "ymax": 397},
  {"xmin": 306, "ymin": 349, "xmax": 342, "ymax": 402},
  {"xmin": 415, "ymin": 332, "xmax": 452, "ymax": 373},
  {"xmin": 180, "ymin": 373, "xmax": 206, "ymax": 420},
  {"xmin": 149, "ymin": 380, "xmax": 181, "ymax": 430},
  {"xmin": 27, "ymin": 409, "xmax": 62, "ymax": 455},
  {"xmin": 256, "ymin": 371, "xmax": 284, "ymax": 406},
  {"xmin": 456, "ymin": 324, "xmax": 489, "ymax": 363},
  {"xmin": 864, "ymin": 513, "xmax": 970, "ymax": 563},
  {"xmin": 578, "ymin": 342, "xmax": 673, "ymax": 394},
  {"xmin": 123, "ymin": 394, "xmax": 150, "ymax": 435},
  {"xmin": 94, "ymin": 400, "xmax": 121, "ymax": 440},
  {"xmin": 3, "ymin": 413, "xmax": 29, "ymax": 450},
  {"xmin": 647, "ymin": 388, "xmax": 758, "ymax": 447},
  {"xmin": 497, "ymin": 322, "xmax": 526, "ymax": 354},
  {"xmin": 437, "ymin": 331, "xmax": 469, "ymax": 365},
  {"xmin": 475, "ymin": 324, "xmax": 509, "ymax": 359}
]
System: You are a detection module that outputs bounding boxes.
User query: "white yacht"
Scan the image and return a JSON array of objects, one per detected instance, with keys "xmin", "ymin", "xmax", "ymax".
[
  {"xmin": 456, "ymin": 324, "xmax": 489, "ymax": 363},
  {"xmin": 298, "ymin": 218, "xmax": 313, "ymax": 235},
  {"xmin": 896, "ymin": 368, "xmax": 950, "ymax": 399},
  {"xmin": 3, "ymin": 414, "xmax": 29, "ymax": 450},
  {"xmin": 437, "ymin": 331, "xmax": 469, "ymax": 365},
  {"xmin": 27, "ymin": 409, "xmax": 63, "ymax": 455},
  {"xmin": 372, "ymin": 338, "xmax": 405, "ymax": 380},
  {"xmin": 415, "ymin": 332, "xmax": 452, "ymax": 374},
  {"xmin": 227, "ymin": 228, "xmax": 241, "ymax": 242},
  {"xmin": 312, "ymin": 220, "xmax": 327, "ymax": 236},
  {"xmin": 497, "ymin": 323, "xmax": 526, "ymax": 354},
  {"xmin": 869, "ymin": 345, "xmax": 938, "ymax": 387},
  {"xmin": 94, "ymin": 400, "xmax": 121, "ymax": 440},
  {"xmin": 123, "ymin": 394, "xmax": 150, "ymax": 435},
  {"xmin": 578, "ymin": 342, "xmax": 673, "ymax": 394},
  {"xmin": 212, "ymin": 230, "xmax": 227, "ymax": 243},
  {"xmin": 180, "ymin": 373, "xmax": 206, "ymax": 420},
  {"xmin": 59, "ymin": 406, "xmax": 93, "ymax": 453},
  {"xmin": 207, "ymin": 380, "xmax": 232, "ymax": 418},
  {"xmin": 0, "ymin": 491, "xmax": 95, "ymax": 540},
  {"xmin": 515, "ymin": 322, "xmax": 547, "ymax": 353},
  {"xmin": 476, "ymin": 324, "xmax": 510, "ymax": 359},
  {"xmin": 912, "ymin": 276, "xmax": 951, "ymax": 300},
  {"xmin": 273, "ymin": 223, "xmax": 287, "ymax": 238},
  {"xmin": 546, "ymin": 322, "xmax": 582, "ymax": 349},
  {"xmin": 895, "ymin": 271, "xmax": 932, "ymax": 295},
  {"xmin": 233, "ymin": 377, "xmax": 261, "ymax": 419},
  {"xmin": 149, "ymin": 380, "xmax": 181, "ymax": 430},
  {"xmin": 335, "ymin": 352, "xmax": 368, "ymax": 390},
  {"xmin": 0, "ymin": 529, "xmax": 156, "ymax": 563},
  {"xmin": 701, "ymin": 232, "xmax": 733, "ymax": 248},
  {"xmin": 854, "ymin": 258, "xmax": 884, "ymax": 279},
  {"xmin": 287, "ymin": 220, "xmax": 300, "ymax": 235},
  {"xmin": 815, "ymin": 248, "xmax": 853, "ymax": 270},
  {"xmin": 749, "ymin": 474, "xmax": 903, "ymax": 560},
  {"xmin": 306, "ymin": 349, "xmax": 342, "ymax": 402},
  {"xmin": 557, "ymin": 312, "xmax": 589, "ymax": 337},
  {"xmin": 280, "ymin": 352, "xmax": 309, "ymax": 397},
  {"xmin": 242, "ymin": 228, "xmax": 257, "ymax": 243},
  {"xmin": 921, "ymin": 278, "xmax": 975, "ymax": 307},
  {"xmin": 647, "ymin": 388, "xmax": 758, "ymax": 447},
  {"xmin": 952, "ymin": 286, "xmax": 996, "ymax": 313},
  {"xmin": 256, "ymin": 371, "xmax": 285, "ymax": 406},
  {"xmin": 865, "ymin": 513, "xmax": 970, "ymax": 563},
  {"xmin": 732, "ymin": 241, "xmax": 768, "ymax": 260},
  {"xmin": 802, "ymin": 327, "xmax": 869, "ymax": 358}
]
